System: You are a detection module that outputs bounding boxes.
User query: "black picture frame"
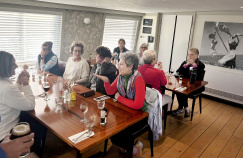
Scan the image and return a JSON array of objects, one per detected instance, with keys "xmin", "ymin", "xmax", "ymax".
[
  {"xmin": 142, "ymin": 27, "xmax": 152, "ymax": 34},
  {"xmin": 143, "ymin": 19, "xmax": 153, "ymax": 26}
]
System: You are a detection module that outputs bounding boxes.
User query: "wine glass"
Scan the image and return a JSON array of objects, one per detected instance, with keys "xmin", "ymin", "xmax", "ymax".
[
  {"xmin": 170, "ymin": 68, "xmax": 175, "ymax": 75},
  {"xmin": 43, "ymin": 69, "xmax": 49, "ymax": 82},
  {"xmin": 42, "ymin": 82, "xmax": 50, "ymax": 101},
  {"xmin": 80, "ymin": 102, "xmax": 88, "ymax": 122},
  {"xmin": 97, "ymin": 99, "xmax": 105, "ymax": 110}
]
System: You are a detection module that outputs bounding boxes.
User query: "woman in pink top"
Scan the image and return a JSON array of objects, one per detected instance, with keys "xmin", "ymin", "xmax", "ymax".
[{"xmin": 138, "ymin": 50, "xmax": 167, "ymax": 94}]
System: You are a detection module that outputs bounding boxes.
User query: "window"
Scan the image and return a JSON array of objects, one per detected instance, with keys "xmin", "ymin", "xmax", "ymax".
[
  {"xmin": 0, "ymin": 10, "xmax": 62, "ymax": 65},
  {"xmin": 102, "ymin": 16, "xmax": 139, "ymax": 52}
]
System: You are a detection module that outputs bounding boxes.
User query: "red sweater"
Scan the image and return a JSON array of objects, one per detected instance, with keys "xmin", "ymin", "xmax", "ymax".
[
  {"xmin": 104, "ymin": 76, "xmax": 145, "ymax": 109},
  {"xmin": 138, "ymin": 64, "xmax": 167, "ymax": 93}
]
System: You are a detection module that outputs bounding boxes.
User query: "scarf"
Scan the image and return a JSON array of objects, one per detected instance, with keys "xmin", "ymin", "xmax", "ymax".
[{"xmin": 117, "ymin": 70, "xmax": 141, "ymax": 100}]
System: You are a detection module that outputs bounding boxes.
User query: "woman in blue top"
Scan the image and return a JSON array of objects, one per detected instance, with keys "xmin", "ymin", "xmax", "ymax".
[{"xmin": 37, "ymin": 41, "xmax": 61, "ymax": 76}]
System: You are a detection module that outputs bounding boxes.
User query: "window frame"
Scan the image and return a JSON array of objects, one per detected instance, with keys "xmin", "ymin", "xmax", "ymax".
[
  {"xmin": 102, "ymin": 14, "xmax": 141, "ymax": 53},
  {"xmin": 0, "ymin": 7, "xmax": 63, "ymax": 67}
]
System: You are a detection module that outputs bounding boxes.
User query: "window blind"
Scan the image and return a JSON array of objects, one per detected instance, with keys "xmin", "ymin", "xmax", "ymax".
[
  {"xmin": 102, "ymin": 16, "xmax": 138, "ymax": 52},
  {"xmin": 0, "ymin": 11, "xmax": 62, "ymax": 64}
]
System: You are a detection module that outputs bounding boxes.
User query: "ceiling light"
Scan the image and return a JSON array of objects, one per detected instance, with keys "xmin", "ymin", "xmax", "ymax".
[{"xmin": 241, "ymin": 6, "xmax": 243, "ymax": 8}]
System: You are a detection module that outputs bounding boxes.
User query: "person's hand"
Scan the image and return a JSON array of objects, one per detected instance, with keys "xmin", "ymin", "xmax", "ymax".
[
  {"xmin": 112, "ymin": 52, "xmax": 118, "ymax": 57},
  {"xmin": 115, "ymin": 92, "xmax": 120, "ymax": 100},
  {"xmin": 41, "ymin": 51, "xmax": 46, "ymax": 58},
  {"xmin": 17, "ymin": 70, "xmax": 30, "ymax": 86},
  {"xmin": 186, "ymin": 59, "xmax": 193, "ymax": 66},
  {"xmin": 158, "ymin": 61, "xmax": 163, "ymax": 70},
  {"xmin": 93, "ymin": 74, "xmax": 109, "ymax": 83},
  {"xmin": 23, "ymin": 65, "xmax": 28, "ymax": 70},
  {"xmin": 0, "ymin": 133, "xmax": 34, "ymax": 158},
  {"xmin": 103, "ymin": 57, "xmax": 110, "ymax": 63}
]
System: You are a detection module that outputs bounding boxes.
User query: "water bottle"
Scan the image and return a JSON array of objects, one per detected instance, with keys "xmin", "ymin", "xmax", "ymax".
[
  {"xmin": 189, "ymin": 67, "xmax": 197, "ymax": 84},
  {"xmin": 100, "ymin": 107, "xmax": 107, "ymax": 126}
]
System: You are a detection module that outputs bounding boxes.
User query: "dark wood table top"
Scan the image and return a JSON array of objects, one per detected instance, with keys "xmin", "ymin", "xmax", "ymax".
[
  {"xmin": 28, "ymin": 75, "xmax": 148, "ymax": 153},
  {"xmin": 165, "ymin": 76, "xmax": 208, "ymax": 95}
]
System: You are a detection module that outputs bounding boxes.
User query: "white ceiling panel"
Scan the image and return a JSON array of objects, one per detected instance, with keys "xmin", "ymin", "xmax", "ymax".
[{"xmin": 34, "ymin": 0, "xmax": 243, "ymax": 13}]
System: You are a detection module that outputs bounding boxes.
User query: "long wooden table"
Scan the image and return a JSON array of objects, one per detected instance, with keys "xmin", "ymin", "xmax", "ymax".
[{"xmin": 28, "ymin": 75, "xmax": 148, "ymax": 157}]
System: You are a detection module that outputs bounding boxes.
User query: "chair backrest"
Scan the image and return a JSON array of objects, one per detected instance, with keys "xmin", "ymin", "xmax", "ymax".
[
  {"xmin": 58, "ymin": 61, "xmax": 66, "ymax": 76},
  {"xmin": 145, "ymin": 83, "xmax": 153, "ymax": 88},
  {"xmin": 202, "ymin": 70, "xmax": 206, "ymax": 81},
  {"xmin": 160, "ymin": 86, "xmax": 165, "ymax": 95}
]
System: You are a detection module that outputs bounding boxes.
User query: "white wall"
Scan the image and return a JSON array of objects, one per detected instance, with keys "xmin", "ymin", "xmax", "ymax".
[
  {"xmin": 192, "ymin": 12, "xmax": 243, "ymax": 97},
  {"xmin": 158, "ymin": 15, "xmax": 193, "ymax": 72},
  {"xmin": 136, "ymin": 13, "xmax": 158, "ymax": 53}
]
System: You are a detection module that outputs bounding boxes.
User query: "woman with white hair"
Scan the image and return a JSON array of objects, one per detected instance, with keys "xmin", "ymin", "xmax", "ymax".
[
  {"xmin": 63, "ymin": 41, "xmax": 90, "ymax": 85},
  {"xmin": 138, "ymin": 43, "xmax": 148, "ymax": 65},
  {"xmin": 94, "ymin": 51, "xmax": 146, "ymax": 157},
  {"xmin": 138, "ymin": 50, "xmax": 167, "ymax": 94}
]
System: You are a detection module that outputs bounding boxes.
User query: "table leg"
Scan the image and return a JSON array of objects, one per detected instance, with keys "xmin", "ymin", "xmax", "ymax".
[{"xmin": 76, "ymin": 152, "xmax": 82, "ymax": 158}]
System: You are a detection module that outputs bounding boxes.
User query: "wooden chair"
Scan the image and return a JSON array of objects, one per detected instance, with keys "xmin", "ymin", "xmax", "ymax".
[
  {"xmin": 170, "ymin": 70, "xmax": 206, "ymax": 121},
  {"xmin": 58, "ymin": 61, "xmax": 66, "ymax": 77},
  {"xmin": 145, "ymin": 83, "xmax": 168, "ymax": 130},
  {"xmin": 103, "ymin": 119, "xmax": 153, "ymax": 158}
]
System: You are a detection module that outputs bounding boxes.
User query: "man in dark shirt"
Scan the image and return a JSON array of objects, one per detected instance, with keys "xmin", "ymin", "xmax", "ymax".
[{"xmin": 172, "ymin": 48, "xmax": 205, "ymax": 117}]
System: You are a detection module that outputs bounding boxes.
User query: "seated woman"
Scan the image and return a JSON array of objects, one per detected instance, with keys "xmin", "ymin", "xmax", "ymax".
[
  {"xmin": 86, "ymin": 46, "xmax": 117, "ymax": 95},
  {"xmin": 138, "ymin": 50, "xmax": 167, "ymax": 94},
  {"xmin": 63, "ymin": 41, "xmax": 90, "ymax": 86},
  {"xmin": 111, "ymin": 38, "xmax": 129, "ymax": 63},
  {"xmin": 173, "ymin": 48, "xmax": 205, "ymax": 117},
  {"xmin": 95, "ymin": 52, "xmax": 146, "ymax": 157},
  {"xmin": 138, "ymin": 43, "xmax": 148, "ymax": 65},
  {"xmin": 0, "ymin": 51, "xmax": 35, "ymax": 152},
  {"xmin": 37, "ymin": 41, "xmax": 61, "ymax": 76}
]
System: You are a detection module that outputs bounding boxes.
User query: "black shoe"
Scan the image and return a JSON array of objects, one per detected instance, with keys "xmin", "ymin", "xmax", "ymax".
[
  {"xmin": 184, "ymin": 108, "xmax": 190, "ymax": 118},
  {"xmin": 172, "ymin": 109, "xmax": 184, "ymax": 116}
]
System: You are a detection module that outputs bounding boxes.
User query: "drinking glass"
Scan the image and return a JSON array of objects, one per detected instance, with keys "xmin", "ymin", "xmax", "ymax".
[
  {"xmin": 43, "ymin": 69, "xmax": 49, "ymax": 82},
  {"xmin": 80, "ymin": 102, "xmax": 88, "ymax": 122},
  {"xmin": 97, "ymin": 99, "xmax": 105, "ymax": 110},
  {"xmin": 85, "ymin": 115, "xmax": 96, "ymax": 135},
  {"xmin": 10, "ymin": 122, "xmax": 31, "ymax": 157},
  {"xmin": 42, "ymin": 82, "xmax": 50, "ymax": 101},
  {"xmin": 170, "ymin": 68, "xmax": 175, "ymax": 75}
]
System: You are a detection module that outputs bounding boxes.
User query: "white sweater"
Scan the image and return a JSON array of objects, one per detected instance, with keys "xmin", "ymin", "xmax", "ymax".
[
  {"xmin": 0, "ymin": 79, "xmax": 35, "ymax": 140},
  {"xmin": 63, "ymin": 57, "xmax": 90, "ymax": 86}
]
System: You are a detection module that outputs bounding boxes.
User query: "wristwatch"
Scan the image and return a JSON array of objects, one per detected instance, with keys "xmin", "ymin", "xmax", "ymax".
[{"xmin": 40, "ymin": 57, "xmax": 44, "ymax": 59}]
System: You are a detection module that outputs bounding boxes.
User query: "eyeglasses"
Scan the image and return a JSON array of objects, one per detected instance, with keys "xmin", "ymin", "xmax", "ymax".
[{"xmin": 140, "ymin": 47, "xmax": 147, "ymax": 49}]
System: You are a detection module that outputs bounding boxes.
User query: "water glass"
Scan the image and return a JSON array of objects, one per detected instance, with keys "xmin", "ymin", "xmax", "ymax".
[{"xmin": 97, "ymin": 99, "xmax": 105, "ymax": 110}]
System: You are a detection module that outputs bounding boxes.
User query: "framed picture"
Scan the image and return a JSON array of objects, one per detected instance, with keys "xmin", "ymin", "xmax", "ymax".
[
  {"xmin": 200, "ymin": 21, "xmax": 243, "ymax": 70},
  {"xmin": 143, "ymin": 19, "xmax": 153, "ymax": 26},
  {"xmin": 142, "ymin": 27, "xmax": 152, "ymax": 34}
]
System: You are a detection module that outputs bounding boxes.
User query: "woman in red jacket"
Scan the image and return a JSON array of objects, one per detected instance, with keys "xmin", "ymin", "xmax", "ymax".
[
  {"xmin": 94, "ymin": 51, "xmax": 146, "ymax": 111},
  {"xmin": 94, "ymin": 51, "xmax": 146, "ymax": 157}
]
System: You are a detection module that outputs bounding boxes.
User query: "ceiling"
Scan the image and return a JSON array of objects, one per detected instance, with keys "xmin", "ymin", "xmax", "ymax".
[{"xmin": 34, "ymin": 0, "xmax": 243, "ymax": 13}]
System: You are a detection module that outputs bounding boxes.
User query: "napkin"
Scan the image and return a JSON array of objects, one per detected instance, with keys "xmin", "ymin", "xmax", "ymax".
[
  {"xmin": 175, "ymin": 87, "xmax": 187, "ymax": 92},
  {"xmin": 69, "ymin": 130, "xmax": 95, "ymax": 144}
]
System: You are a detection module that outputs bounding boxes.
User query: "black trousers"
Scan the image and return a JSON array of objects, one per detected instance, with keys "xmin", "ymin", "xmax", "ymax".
[
  {"xmin": 110, "ymin": 118, "xmax": 147, "ymax": 149},
  {"xmin": 176, "ymin": 93, "xmax": 188, "ymax": 109},
  {"xmin": 19, "ymin": 111, "xmax": 47, "ymax": 158}
]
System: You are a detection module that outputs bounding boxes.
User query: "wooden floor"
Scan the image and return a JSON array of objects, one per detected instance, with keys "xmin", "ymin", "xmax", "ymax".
[{"xmin": 42, "ymin": 91, "xmax": 243, "ymax": 158}]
